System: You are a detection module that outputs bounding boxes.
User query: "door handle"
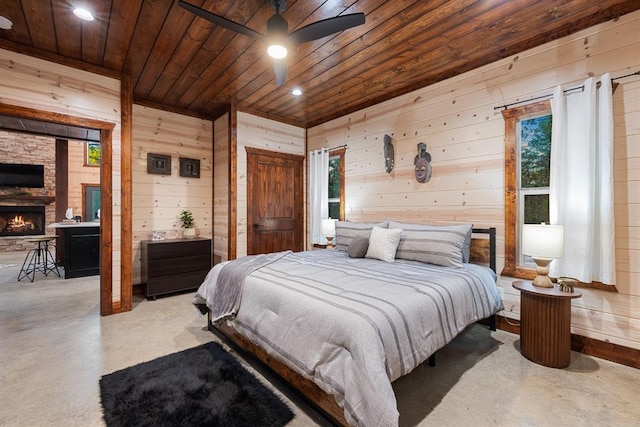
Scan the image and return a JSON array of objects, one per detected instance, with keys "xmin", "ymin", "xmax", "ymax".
[{"xmin": 253, "ymin": 223, "xmax": 259, "ymax": 228}]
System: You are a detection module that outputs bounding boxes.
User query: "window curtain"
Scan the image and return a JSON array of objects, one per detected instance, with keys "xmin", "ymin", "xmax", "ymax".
[
  {"xmin": 549, "ymin": 73, "xmax": 616, "ymax": 285},
  {"xmin": 309, "ymin": 149, "xmax": 329, "ymax": 245}
]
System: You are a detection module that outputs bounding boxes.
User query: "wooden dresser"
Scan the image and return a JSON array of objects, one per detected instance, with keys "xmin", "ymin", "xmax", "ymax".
[{"xmin": 141, "ymin": 238, "xmax": 212, "ymax": 299}]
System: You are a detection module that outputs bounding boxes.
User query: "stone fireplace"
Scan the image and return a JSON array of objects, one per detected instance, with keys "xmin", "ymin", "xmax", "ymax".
[{"xmin": 0, "ymin": 132, "xmax": 56, "ymax": 252}]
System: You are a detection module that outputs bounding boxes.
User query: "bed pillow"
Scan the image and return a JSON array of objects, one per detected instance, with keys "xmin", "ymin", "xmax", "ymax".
[
  {"xmin": 462, "ymin": 226, "xmax": 473, "ymax": 263},
  {"xmin": 334, "ymin": 220, "xmax": 389, "ymax": 252},
  {"xmin": 365, "ymin": 226, "xmax": 402, "ymax": 262},
  {"xmin": 389, "ymin": 221, "xmax": 473, "ymax": 268},
  {"xmin": 348, "ymin": 237, "xmax": 369, "ymax": 258}
]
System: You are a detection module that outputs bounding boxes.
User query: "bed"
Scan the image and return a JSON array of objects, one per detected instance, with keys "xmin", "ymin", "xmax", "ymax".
[{"xmin": 193, "ymin": 222, "xmax": 502, "ymax": 426}]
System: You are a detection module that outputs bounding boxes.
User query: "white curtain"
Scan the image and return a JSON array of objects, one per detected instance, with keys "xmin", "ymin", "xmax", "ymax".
[
  {"xmin": 309, "ymin": 149, "xmax": 329, "ymax": 245},
  {"xmin": 549, "ymin": 74, "xmax": 616, "ymax": 285}
]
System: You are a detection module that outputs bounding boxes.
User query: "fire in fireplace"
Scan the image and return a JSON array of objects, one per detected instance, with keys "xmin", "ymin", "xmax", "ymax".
[{"xmin": 0, "ymin": 206, "xmax": 46, "ymax": 237}]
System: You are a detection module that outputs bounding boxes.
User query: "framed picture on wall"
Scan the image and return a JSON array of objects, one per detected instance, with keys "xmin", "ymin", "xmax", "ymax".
[
  {"xmin": 85, "ymin": 142, "xmax": 101, "ymax": 167},
  {"xmin": 179, "ymin": 157, "xmax": 200, "ymax": 178},
  {"xmin": 147, "ymin": 153, "xmax": 171, "ymax": 175}
]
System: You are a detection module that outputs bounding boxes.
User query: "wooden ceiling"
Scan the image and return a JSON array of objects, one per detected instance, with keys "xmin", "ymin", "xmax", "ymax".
[{"xmin": 1, "ymin": 0, "xmax": 639, "ymax": 128}]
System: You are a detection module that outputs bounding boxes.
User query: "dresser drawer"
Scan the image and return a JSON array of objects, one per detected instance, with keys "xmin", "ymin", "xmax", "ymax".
[
  {"xmin": 147, "ymin": 238, "xmax": 211, "ymax": 260},
  {"xmin": 147, "ymin": 254, "xmax": 211, "ymax": 277},
  {"xmin": 146, "ymin": 269, "xmax": 210, "ymax": 296}
]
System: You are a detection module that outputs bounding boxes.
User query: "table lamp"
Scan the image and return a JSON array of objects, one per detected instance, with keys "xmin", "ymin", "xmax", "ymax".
[
  {"xmin": 522, "ymin": 224, "xmax": 564, "ymax": 288},
  {"xmin": 321, "ymin": 218, "xmax": 336, "ymax": 248}
]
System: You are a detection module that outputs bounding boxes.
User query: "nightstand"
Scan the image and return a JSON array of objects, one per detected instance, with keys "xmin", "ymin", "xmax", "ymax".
[{"xmin": 512, "ymin": 280, "xmax": 582, "ymax": 368}]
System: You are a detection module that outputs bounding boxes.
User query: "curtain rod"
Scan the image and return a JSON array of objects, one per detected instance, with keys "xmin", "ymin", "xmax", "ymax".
[
  {"xmin": 493, "ymin": 70, "xmax": 640, "ymax": 111},
  {"xmin": 323, "ymin": 144, "xmax": 348, "ymax": 152}
]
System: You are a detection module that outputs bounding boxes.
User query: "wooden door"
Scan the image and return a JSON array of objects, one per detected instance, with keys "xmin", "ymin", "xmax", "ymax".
[{"xmin": 247, "ymin": 147, "xmax": 304, "ymax": 255}]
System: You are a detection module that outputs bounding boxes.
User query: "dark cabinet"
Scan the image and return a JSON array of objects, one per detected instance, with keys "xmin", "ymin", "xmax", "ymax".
[
  {"xmin": 57, "ymin": 226, "xmax": 100, "ymax": 279},
  {"xmin": 141, "ymin": 238, "xmax": 212, "ymax": 299}
]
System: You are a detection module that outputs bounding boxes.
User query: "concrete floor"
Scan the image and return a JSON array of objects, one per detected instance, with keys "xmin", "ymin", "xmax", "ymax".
[{"xmin": 1, "ymin": 250, "xmax": 639, "ymax": 426}]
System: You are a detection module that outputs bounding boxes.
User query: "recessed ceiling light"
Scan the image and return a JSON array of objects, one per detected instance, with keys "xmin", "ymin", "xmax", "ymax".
[
  {"xmin": 73, "ymin": 8, "xmax": 95, "ymax": 21},
  {"xmin": 0, "ymin": 16, "xmax": 13, "ymax": 30},
  {"xmin": 292, "ymin": 89, "xmax": 302, "ymax": 96}
]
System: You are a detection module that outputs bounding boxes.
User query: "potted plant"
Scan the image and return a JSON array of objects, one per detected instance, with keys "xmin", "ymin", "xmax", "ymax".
[{"xmin": 180, "ymin": 209, "xmax": 196, "ymax": 238}]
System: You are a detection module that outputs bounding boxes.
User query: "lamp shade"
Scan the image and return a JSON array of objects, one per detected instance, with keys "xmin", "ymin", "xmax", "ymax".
[
  {"xmin": 321, "ymin": 218, "xmax": 336, "ymax": 238},
  {"xmin": 522, "ymin": 224, "xmax": 564, "ymax": 259}
]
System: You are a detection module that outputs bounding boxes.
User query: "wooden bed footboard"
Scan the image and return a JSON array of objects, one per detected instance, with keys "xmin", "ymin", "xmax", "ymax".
[{"xmin": 210, "ymin": 316, "xmax": 349, "ymax": 426}]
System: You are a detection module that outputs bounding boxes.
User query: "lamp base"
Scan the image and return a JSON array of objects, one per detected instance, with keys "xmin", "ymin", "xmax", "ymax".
[
  {"xmin": 532, "ymin": 274, "xmax": 554, "ymax": 288},
  {"xmin": 531, "ymin": 257, "xmax": 554, "ymax": 287},
  {"xmin": 325, "ymin": 236, "xmax": 334, "ymax": 248}
]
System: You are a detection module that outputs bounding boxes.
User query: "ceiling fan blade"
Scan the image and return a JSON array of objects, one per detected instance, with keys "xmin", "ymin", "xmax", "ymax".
[
  {"xmin": 273, "ymin": 58, "xmax": 287, "ymax": 86},
  {"xmin": 290, "ymin": 13, "xmax": 365, "ymax": 44},
  {"xmin": 179, "ymin": 1, "xmax": 264, "ymax": 40}
]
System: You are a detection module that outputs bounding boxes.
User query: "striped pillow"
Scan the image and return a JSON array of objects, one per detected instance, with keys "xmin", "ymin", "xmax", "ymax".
[
  {"xmin": 389, "ymin": 221, "xmax": 473, "ymax": 268},
  {"xmin": 334, "ymin": 220, "xmax": 389, "ymax": 252}
]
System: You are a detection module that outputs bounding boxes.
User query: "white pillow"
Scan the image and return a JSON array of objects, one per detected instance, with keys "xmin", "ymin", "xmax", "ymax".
[{"xmin": 365, "ymin": 226, "xmax": 402, "ymax": 262}]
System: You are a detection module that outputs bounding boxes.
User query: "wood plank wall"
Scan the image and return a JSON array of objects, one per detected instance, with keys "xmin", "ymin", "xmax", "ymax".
[
  {"xmin": 308, "ymin": 11, "xmax": 640, "ymax": 350},
  {"xmin": 213, "ymin": 113, "xmax": 230, "ymax": 263},
  {"xmin": 235, "ymin": 111, "xmax": 305, "ymax": 258},
  {"xmin": 0, "ymin": 48, "xmax": 123, "ymax": 301},
  {"xmin": 131, "ymin": 104, "xmax": 213, "ymax": 284}
]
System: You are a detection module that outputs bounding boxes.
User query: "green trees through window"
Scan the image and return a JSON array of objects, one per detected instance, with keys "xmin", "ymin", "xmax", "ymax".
[
  {"xmin": 328, "ymin": 155, "xmax": 341, "ymax": 219},
  {"xmin": 520, "ymin": 115, "xmax": 551, "ymax": 188}
]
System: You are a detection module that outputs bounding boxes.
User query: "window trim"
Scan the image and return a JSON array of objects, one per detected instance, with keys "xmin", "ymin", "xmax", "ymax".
[
  {"xmin": 501, "ymin": 100, "xmax": 550, "ymax": 279},
  {"xmin": 329, "ymin": 147, "xmax": 345, "ymax": 221}
]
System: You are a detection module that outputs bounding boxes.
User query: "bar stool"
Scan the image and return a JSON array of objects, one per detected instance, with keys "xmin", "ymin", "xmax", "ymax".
[{"xmin": 18, "ymin": 236, "xmax": 61, "ymax": 282}]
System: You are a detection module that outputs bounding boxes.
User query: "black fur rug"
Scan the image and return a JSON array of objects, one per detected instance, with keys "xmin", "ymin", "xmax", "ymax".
[{"xmin": 100, "ymin": 342, "xmax": 294, "ymax": 427}]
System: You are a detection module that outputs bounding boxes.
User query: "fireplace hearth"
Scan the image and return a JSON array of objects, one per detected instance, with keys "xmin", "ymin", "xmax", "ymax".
[{"xmin": 0, "ymin": 206, "xmax": 46, "ymax": 237}]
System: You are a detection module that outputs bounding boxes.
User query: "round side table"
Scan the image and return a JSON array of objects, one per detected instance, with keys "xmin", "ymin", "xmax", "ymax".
[{"xmin": 512, "ymin": 280, "xmax": 582, "ymax": 368}]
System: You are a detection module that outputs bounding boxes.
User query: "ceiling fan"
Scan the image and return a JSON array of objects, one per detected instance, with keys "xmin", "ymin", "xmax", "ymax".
[{"xmin": 178, "ymin": 0, "xmax": 365, "ymax": 86}]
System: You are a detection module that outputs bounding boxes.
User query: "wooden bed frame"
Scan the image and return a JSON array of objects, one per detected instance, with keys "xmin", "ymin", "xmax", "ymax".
[{"xmin": 209, "ymin": 227, "xmax": 498, "ymax": 426}]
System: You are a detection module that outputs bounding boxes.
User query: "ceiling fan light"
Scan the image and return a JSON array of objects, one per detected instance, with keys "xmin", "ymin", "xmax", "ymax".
[
  {"xmin": 267, "ymin": 44, "xmax": 288, "ymax": 59},
  {"xmin": 292, "ymin": 89, "xmax": 302, "ymax": 96},
  {"xmin": 73, "ymin": 8, "xmax": 95, "ymax": 21},
  {"xmin": 0, "ymin": 16, "xmax": 13, "ymax": 30}
]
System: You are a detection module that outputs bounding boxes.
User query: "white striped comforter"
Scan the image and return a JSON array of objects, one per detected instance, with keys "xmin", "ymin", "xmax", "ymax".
[{"xmin": 193, "ymin": 249, "xmax": 503, "ymax": 427}]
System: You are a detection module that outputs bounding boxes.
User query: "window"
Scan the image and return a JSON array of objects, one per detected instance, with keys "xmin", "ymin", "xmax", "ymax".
[
  {"xmin": 328, "ymin": 148, "xmax": 345, "ymax": 220},
  {"xmin": 518, "ymin": 113, "xmax": 552, "ymax": 267},
  {"xmin": 502, "ymin": 101, "xmax": 551, "ymax": 279}
]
